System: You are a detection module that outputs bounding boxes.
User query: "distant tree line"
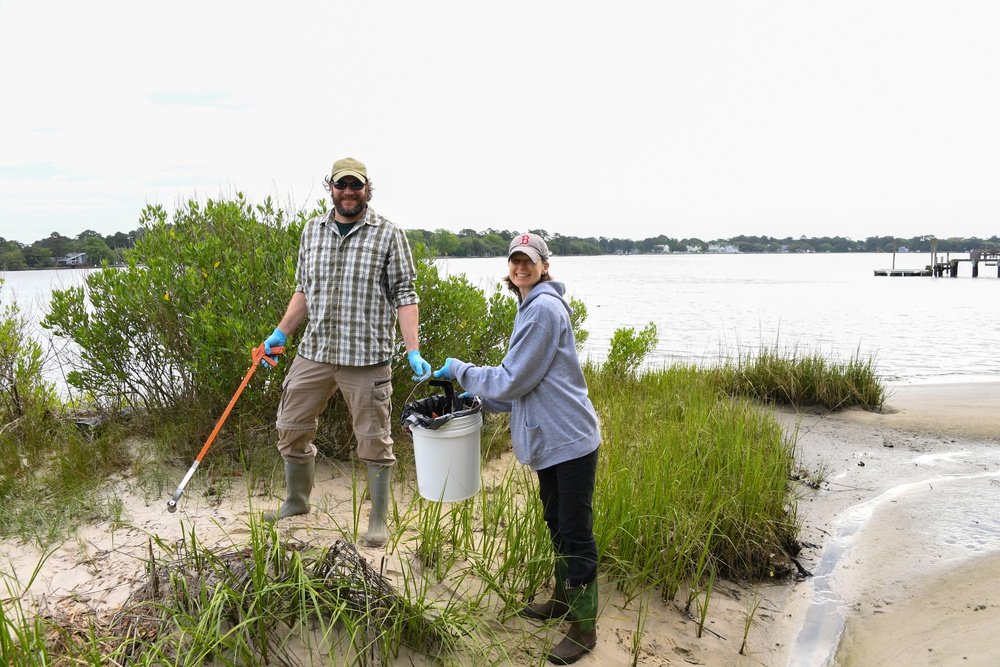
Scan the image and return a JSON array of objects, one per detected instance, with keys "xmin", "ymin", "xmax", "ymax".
[
  {"xmin": 402, "ymin": 229, "xmax": 1000, "ymax": 257},
  {"xmin": 0, "ymin": 230, "xmax": 140, "ymax": 270},
  {"xmin": 2, "ymin": 226, "xmax": 997, "ymax": 270}
]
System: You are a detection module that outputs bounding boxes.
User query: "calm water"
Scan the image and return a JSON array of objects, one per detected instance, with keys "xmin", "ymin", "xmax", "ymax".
[
  {"xmin": 3, "ymin": 252, "xmax": 998, "ymax": 387},
  {"xmin": 0, "ymin": 268, "xmax": 97, "ymax": 391},
  {"xmin": 437, "ymin": 252, "xmax": 1000, "ymax": 385}
]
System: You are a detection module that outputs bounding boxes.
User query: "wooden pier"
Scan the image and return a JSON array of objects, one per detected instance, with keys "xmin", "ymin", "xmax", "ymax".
[
  {"xmin": 930, "ymin": 249, "xmax": 1000, "ymax": 277},
  {"xmin": 875, "ymin": 249, "xmax": 1000, "ymax": 278}
]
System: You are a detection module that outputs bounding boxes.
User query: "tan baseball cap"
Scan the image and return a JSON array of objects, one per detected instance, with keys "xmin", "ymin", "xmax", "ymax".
[
  {"xmin": 330, "ymin": 157, "xmax": 367, "ymax": 183},
  {"xmin": 508, "ymin": 233, "xmax": 550, "ymax": 263}
]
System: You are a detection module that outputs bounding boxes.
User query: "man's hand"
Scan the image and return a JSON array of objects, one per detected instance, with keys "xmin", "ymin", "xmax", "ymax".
[
  {"xmin": 262, "ymin": 328, "xmax": 287, "ymax": 366},
  {"xmin": 408, "ymin": 350, "xmax": 432, "ymax": 381}
]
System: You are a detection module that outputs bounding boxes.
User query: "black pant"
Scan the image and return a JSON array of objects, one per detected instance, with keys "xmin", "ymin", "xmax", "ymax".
[{"xmin": 536, "ymin": 447, "xmax": 599, "ymax": 588}]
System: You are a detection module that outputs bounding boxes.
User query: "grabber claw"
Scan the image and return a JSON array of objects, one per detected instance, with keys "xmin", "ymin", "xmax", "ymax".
[{"xmin": 166, "ymin": 343, "xmax": 285, "ymax": 513}]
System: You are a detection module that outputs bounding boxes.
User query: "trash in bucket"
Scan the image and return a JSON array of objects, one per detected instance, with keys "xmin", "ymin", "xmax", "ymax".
[{"xmin": 402, "ymin": 380, "xmax": 483, "ymax": 502}]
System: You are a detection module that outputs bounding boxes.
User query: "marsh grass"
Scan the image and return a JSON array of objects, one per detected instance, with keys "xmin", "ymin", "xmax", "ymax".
[
  {"xmin": 716, "ymin": 343, "xmax": 888, "ymax": 410},
  {"xmin": 587, "ymin": 362, "xmax": 799, "ymax": 599},
  {"xmin": 1, "ymin": 344, "xmax": 866, "ymax": 665}
]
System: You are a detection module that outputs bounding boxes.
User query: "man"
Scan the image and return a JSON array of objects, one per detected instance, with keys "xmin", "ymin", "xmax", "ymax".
[{"xmin": 261, "ymin": 157, "xmax": 431, "ymax": 548}]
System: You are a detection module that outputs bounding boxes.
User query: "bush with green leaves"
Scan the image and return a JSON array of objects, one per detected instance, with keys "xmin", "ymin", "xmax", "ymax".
[
  {"xmin": 43, "ymin": 195, "xmax": 305, "ymax": 429},
  {"xmin": 603, "ymin": 322, "xmax": 658, "ymax": 377},
  {"xmin": 0, "ymin": 281, "xmax": 57, "ymax": 427},
  {"xmin": 568, "ymin": 295, "xmax": 589, "ymax": 352},
  {"xmin": 0, "ymin": 279, "xmax": 60, "ymax": 467}
]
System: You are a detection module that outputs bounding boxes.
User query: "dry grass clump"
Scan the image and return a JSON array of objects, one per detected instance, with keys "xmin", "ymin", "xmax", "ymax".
[{"xmin": 3, "ymin": 532, "xmax": 461, "ymax": 667}]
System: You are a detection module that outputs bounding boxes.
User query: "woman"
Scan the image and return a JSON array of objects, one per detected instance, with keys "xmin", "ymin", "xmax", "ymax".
[{"xmin": 433, "ymin": 233, "xmax": 600, "ymax": 665}]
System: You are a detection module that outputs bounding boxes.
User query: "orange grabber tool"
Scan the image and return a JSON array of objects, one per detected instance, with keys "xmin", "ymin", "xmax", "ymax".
[{"xmin": 166, "ymin": 343, "xmax": 284, "ymax": 513}]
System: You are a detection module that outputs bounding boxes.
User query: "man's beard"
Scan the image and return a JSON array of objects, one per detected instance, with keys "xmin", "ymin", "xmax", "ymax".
[{"xmin": 334, "ymin": 200, "xmax": 366, "ymax": 218}]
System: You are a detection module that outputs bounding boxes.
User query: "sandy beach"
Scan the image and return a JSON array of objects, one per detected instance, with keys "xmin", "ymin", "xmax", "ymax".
[
  {"xmin": 3, "ymin": 381, "xmax": 998, "ymax": 666},
  {"xmin": 778, "ymin": 381, "xmax": 1000, "ymax": 667}
]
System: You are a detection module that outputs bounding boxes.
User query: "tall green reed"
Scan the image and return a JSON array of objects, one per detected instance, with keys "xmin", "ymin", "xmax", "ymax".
[
  {"xmin": 587, "ymin": 362, "xmax": 798, "ymax": 603},
  {"xmin": 716, "ymin": 343, "xmax": 887, "ymax": 410}
]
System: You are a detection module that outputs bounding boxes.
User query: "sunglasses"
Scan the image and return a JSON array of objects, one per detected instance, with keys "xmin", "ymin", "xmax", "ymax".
[{"xmin": 331, "ymin": 180, "xmax": 366, "ymax": 191}]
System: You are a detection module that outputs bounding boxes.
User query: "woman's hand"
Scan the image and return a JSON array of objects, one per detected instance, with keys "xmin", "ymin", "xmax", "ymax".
[{"xmin": 432, "ymin": 358, "xmax": 457, "ymax": 380}]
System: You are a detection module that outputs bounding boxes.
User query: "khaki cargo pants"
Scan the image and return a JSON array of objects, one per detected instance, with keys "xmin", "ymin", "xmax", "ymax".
[{"xmin": 276, "ymin": 355, "xmax": 395, "ymax": 466}]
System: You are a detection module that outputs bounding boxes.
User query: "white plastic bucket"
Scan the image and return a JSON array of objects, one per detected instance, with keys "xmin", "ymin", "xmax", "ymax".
[{"xmin": 410, "ymin": 411, "xmax": 483, "ymax": 502}]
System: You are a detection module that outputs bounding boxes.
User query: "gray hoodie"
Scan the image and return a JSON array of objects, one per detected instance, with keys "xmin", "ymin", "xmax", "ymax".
[{"xmin": 451, "ymin": 281, "xmax": 601, "ymax": 471}]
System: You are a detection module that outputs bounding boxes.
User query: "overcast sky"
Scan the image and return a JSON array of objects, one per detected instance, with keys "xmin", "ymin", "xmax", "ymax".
[{"xmin": 1, "ymin": 1, "xmax": 997, "ymax": 245}]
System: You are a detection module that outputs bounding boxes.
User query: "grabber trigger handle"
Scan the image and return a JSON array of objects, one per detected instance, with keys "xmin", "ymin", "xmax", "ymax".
[{"xmin": 253, "ymin": 344, "xmax": 285, "ymax": 366}]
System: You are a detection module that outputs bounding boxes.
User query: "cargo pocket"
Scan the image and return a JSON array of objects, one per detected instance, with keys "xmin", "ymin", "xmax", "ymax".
[{"xmin": 370, "ymin": 378, "xmax": 393, "ymax": 434}]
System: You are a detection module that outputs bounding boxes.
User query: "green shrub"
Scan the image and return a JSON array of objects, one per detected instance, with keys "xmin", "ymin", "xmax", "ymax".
[
  {"xmin": 568, "ymin": 296, "xmax": 589, "ymax": 351},
  {"xmin": 40, "ymin": 200, "xmax": 536, "ymax": 464},
  {"xmin": 602, "ymin": 322, "xmax": 658, "ymax": 377},
  {"xmin": 0, "ymin": 280, "xmax": 61, "ymax": 477},
  {"xmin": 0, "ymin": 282, "xmax": 58, "ymax": 428},
  {"xmin": 43, "ymin": 195, "xmax": 305, "ymax": 428}
]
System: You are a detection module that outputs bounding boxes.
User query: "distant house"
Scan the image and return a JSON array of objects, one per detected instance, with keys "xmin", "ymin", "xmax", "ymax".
[
  {"xmin": 707, "ymin": 244, "xmax": 739, "ymax": 254},
  {"xmin": 653, "ymin": 244, "xmax": 670, "ymax": 253},
  {"xmin": 57, "ymin": 252, "xmax": 87, "ymax": 267}
]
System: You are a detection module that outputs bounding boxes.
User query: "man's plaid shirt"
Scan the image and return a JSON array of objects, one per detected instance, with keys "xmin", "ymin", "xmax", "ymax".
[{"xmin": 295, "ymin": 206, "xmax": 419, "ymax": 366}]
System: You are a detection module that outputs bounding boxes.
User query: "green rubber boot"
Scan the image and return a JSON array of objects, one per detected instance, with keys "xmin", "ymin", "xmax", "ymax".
[
  {"xmin": 547, "ymin": 579, "xmax": 598, "ymax": 665},
  {"xmin": 521, "ymin": 558, "xmax": 570, "ymax": 620},
  {"xmin": 361, "ymin": 464, "xmax": 391, "ymax": 547},
  {"xmin": 263, "ymin": 459, "xmax": 314, "ymax": 523}
]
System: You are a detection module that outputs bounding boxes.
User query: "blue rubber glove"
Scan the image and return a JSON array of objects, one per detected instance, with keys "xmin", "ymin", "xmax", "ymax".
[
  {"xmin": 408, "ymin": 350, "xmax": 432, "ymax": 381},
  {"xmin": 432, "ymin": 358, "xmax": 457, "ymax": 380},
  {"xmin": 262, "ymin": 328, "xmax": 287, "ymax": 366}
]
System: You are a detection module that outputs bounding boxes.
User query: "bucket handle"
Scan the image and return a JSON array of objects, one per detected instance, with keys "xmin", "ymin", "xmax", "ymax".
[{"xmin": 429, "ymin": 379, "xmax": 462, "ymax": 413}]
